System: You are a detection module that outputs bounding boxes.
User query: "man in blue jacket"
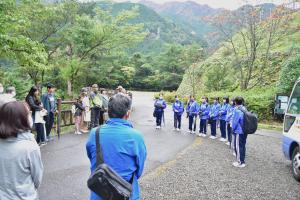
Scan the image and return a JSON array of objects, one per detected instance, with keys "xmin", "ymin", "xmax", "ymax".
[
  {"xmin": 232, "ymin": 96, "xmax": 247, "ymax": 168},
  {"xmin": 154, "ymin": 94, "xmax": 167, "ymax": 129},
  {"xmin": 41, "ymin": 83, "xmax": 57, "ymax": 141},
  {"xmin": 172, "ymin": 95, "xmax": 184, "ymax": 131},
  {"xmin": 209, "ymin": 97, "xmax": 221, "ymax": 139},
  {"xmin": 199, "ymin": 96, "xmax": 210, "ymax": 137},
  {"xmin": 86, "ymin": 93, "xmax": 147, "ymax": 200},
  {"xmin": 186, "ymin": 96, "xmax": 199, "ymax": 134},
  {"xmin": 219, "ymin": 97, "xmax": 230, "ymax": 142}
]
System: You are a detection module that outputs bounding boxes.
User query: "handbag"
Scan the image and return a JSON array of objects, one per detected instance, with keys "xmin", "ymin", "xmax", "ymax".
[{"xmin": 87, "ymin": 128, "xmax": 134, "ymax": 200}]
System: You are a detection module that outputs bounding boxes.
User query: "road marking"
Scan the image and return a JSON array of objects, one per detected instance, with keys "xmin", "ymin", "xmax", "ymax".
[{"xmin": 141, "ymin": 137, "xmax": 202, "ymax": 181}]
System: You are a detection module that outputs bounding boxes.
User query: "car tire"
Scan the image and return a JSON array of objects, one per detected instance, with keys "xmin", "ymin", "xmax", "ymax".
[{"xmin": 292, "ymin": 146, "xmax": 300, "ymax": 182}]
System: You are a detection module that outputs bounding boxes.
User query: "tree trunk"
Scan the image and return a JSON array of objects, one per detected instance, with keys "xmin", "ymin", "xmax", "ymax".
[{"xmin": 67, "ymin": 80, "xmax": 72, "ymax": 97}]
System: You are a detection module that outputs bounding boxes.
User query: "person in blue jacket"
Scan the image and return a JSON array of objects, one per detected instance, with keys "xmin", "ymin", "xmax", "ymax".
[
  {"xmin": 232, "ymin": 96, "xmax": 247, "ymax": 168},
  {"xmin": 186, "ymin": 96, "xmax": 199, "ymax": 134},
  {"xmin": 226, "ymin": 99, "xmax": 235, "ymax": 147},
  {"xmin": 209, "ymin": 97, "xmax": 221, "ymax": 139},
  {"xmin": 154, "ymin": 94, "xmax": 167, "ymax": 129},
  {"xmin": 219, "ymin": 96, "xmax": 230, "ymax": 142},
  {"xmin": 41, "ymin": 83, "xmax": 57, "ymax": 141},
  {"xmin": 172, "ymin": 95, "xmax": 184, "ymax": 131},
  {"xmin": 86, "ymin": 94, "xmax": 147, "ymax": 200},
  {"xmin": 198, "ymin": 96, "xmax": 210, "ymax": 137}
]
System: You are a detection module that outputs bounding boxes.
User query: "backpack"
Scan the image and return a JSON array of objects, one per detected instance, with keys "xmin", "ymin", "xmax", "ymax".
[
  {"xmin": 87, "ymin": 128, "xmax": 134, "ymax": 200},
  {"xmin": 239, "ymin": 108, "xmax": 258, "ymax": 134}
]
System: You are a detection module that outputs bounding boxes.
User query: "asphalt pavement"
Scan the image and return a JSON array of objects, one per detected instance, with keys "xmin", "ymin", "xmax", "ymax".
[{"xmin": 38, "ymin": 92, "xmax": 300, "ymax": 200}]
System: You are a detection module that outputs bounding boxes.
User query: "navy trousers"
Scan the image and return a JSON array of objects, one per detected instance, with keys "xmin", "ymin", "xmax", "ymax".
[
  {"xmin": 156, "ymin": 112, "xmax": 163, "ymax": 126},
  {"xmin": 188, "ymin": 115, "xmax": 197, "ymax": 131},
  {"xmin": 210, "ymin": 119, "xmax": 217, "ymax": 136},
  {"xmin": 199, "ymin": 119, "xmax": 207, "ymax": 134},
  {"xmin": 35, "ymin": 123, "xmax": 45, "ymax": 144},
  {"xmin": 220, "ymin": 120, "xmax": 227, "ymax": 139},
  {"xmin": 174, "ymin": 113, "xmax": 182, "ymax": 129},
  {"xmin": 227, "ymin": 123, "xmax": 232, "ymax": 143},
  {"xmin": 234, "ymin": 133, "xmax": 248, "ymax": 164},
  {"xmin": 45, "ymin": 112, "xmax": 54, "ymax": 137},
  {"xmin": 90, "ymin": 107, "xmax": 101, "ymax": 129}
]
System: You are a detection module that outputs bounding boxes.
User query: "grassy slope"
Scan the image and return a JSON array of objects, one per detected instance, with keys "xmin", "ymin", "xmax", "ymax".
[{"xmin": 178, "ymin": 12, "xmax": 300, "ymax": 95}]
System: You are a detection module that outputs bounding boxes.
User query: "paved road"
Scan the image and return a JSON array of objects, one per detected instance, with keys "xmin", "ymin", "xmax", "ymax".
[
  {"xmin": 39, "ymin": 92, "xmax": 300, "ymax": 200},
  {"xmin": 39, "ymin": 92, "xmax": 195, "ymax": 200}
]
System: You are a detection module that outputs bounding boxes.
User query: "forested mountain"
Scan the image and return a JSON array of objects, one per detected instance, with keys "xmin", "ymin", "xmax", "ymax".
[
  {"xmin": 140, "ymin": 0, "xmax": 277, "ymax": 51},
  {"xmin": 96, "ymin": 1, "xmax": 206, "ymax": 53}
]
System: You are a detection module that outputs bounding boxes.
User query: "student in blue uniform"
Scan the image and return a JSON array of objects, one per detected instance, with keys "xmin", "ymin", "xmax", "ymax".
[
  {"xmin": 154, "ymin": 94, "xmax": 167, "ymax": 129},
  {"xmin": 198, "ymin": 96, "xmax": 210, "ymax": 137},
  {"xmin": 209, "ymin": 97, "xmax": 221, "ymax": 139},
  {"xmin": 186, "ymin": 96, "xmax": 199, "ymax": 134},
  {"xmin": 186, "ymin": 95, "xmax": 192, "ymax": 118},
  {"xmin": 225, "ymin": 99, "xmax": 235, "ymax": 147},
  {"xmin": 172, "ymin": 95, "xmax": 184, "ymax": 131},
  {"xmin": 219, "ymin": 96, "xmax": 230, "ymax": 142},
  {"xmin": 232, "ymin": 96, "xmax": 247, "ymax": 168}
]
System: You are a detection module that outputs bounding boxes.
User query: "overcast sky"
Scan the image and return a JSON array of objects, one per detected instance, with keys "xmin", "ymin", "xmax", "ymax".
[{"xmin": 114, "ymin": 0, "xmax": 291, "ymax": 10}]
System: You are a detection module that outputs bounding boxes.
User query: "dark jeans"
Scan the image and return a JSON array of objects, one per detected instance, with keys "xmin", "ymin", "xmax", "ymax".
[
  {"xmin": 210, "ymin": 119, "xmax": 217, "ymax": 136},
  {"xmin": 188, "ymin": 115, "xmax": 197, "ymax": 131},
  {"xmin": 174, "ymin": 113, "xmax": 182, "ymax": 129},
  {"xmin": 200, "ymin": 119, "xmax": 207, "ymax": 134},
  {"xmin": 220, "ymin": 120, "xmax": 227, "ymax": 139},
  {"xmin": 234, "ymin": 133, "xmax": 248, "ymax": 164},
  {"xmin": 90, "ymin": 107, "xmax": 101, "ymax": 129},
  {"xmin": 45, "ymin": 112, "xmax": 54, "ymax": 137},
  {"xmin": 156, "ymin": 112, "xmax": 163, "ymax": 126},
  {"xmin": 35, "ymin": 123, "xmax": 45, "ymax": 143},
  {"xmin": 227, "ymin": 123, "xmax": 232, "ymax": 143},
  {"xmin": 99, "ymin": 110, "xmax": 105, "ymax": 125}
]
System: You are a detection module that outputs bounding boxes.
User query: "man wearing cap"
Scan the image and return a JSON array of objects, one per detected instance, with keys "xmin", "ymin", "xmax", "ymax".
[
  {"xmin": 89, "ymin": 84, "xmax": 103, "ymax": 129},
  {"xmin": 42, "ymin": 83, "xmax": 57, "ymax": 141}
]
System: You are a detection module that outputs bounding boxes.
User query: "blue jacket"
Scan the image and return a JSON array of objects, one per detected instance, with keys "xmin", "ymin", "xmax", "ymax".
[
  {"xmin": 219, "ymin": 103, "xmax": 230, "ymax": 121},
  {"xmin": 186, "ymin": 100, "xmax": 199, "ymax": 117},
  {"xmin": 154, "ymin": 99, "xmax": 167, "ymax": 113},
  {"xmin": 172, "ymin": 100, "xmax": 184, "ymax": 115},
  {"xmin": 86, "ymin": 118, "xmax": 147, "ymax": 200},
  {"xmin": 209, "ymin": 103, "xmax": 221, "ymax": 120},
  {"xmin": 232, "ymin": 106, "xmax": 245, "ymax": 135},
  {"xmin": 199, "ymin": 103, "xmax": 210, "ymax": 120},
  {"xmin": 41, "ymin": 92, "xmax": 57, "ymax": 114},
  {"xmin": 225, "ymin": 105, "xmax": 234, "ymax": 123}
]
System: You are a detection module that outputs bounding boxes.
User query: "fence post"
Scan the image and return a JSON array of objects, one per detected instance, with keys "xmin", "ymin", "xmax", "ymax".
[{"xmin": 57, "ymin": 98, "xmax": 62, "ymax": 139}]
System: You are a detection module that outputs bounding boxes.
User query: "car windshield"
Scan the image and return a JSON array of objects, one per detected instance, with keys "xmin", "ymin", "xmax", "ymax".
[{"xmin": 287, "ymin": 81, "xmax": 300, "ymax": 115}]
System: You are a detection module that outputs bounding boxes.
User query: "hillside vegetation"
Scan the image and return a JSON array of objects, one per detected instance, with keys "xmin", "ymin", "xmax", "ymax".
[{"xmin": 178, "ymin": 10, "xmax": 300, "ymax": 120}]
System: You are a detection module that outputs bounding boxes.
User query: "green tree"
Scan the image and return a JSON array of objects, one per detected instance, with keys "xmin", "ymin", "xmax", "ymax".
[{"xmin": 278, "ymin": 55, "xmax": 300, "ymax": 93}]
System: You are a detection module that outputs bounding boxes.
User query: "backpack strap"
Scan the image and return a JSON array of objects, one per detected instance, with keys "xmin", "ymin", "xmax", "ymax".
[{"xmin": 95, "ymin": 127, "xmax": 104, "ymax": 166}]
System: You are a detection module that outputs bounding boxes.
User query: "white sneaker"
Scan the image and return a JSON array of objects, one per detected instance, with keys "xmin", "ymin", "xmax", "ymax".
[
  {"xmin": 77, "ymin": 131, "xmax": 82, "ymax": 135},
  {"xmin": 192, "ymin": 131, "xmax": 195, "ymax": 134},
  {"xmin": 225, "ymin": 142, "xmax": 230, "ymax": 146},
  {"xmin": 232, "ymin": 161, "xmax": 240, "ymax": 167},
  {"xmin": 219, "ymin": 138, "xmax": 227, "ymax": 142},
  {"xmin": 202, "ymin": 134, "xmax": 207, "ymax": 137},
  {"xmin": 176, "ymin": 128, "xmax": 180, "ymax": 131},
  {"xmin": 210, "ymin": 136, "xmax": 217, "ymax": 139},
  {"xmin": 233, "ymin": 162, "xmax": 246, "ymax": 168},
  {"xmin": 156, "ymin": 126, "xmax": 160, "ymax": 129},
  {"xmin": 233, "ymin": 152, "xmax": 237, "ymax": 157},
  {"xmin": 74, "ymin": 131, "xmax": 78, "ymax": 135}
]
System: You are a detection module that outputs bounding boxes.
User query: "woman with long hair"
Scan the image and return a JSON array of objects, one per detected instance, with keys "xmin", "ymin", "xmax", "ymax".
[{"xmin": 26, "ymin": 86, "xmax": 47, "ymax": 146}]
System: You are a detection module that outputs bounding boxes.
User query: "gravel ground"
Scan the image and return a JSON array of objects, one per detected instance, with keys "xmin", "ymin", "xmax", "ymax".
[{"xmin": 140, "ymin": 133, "xmax": 300, "ymax": 200}]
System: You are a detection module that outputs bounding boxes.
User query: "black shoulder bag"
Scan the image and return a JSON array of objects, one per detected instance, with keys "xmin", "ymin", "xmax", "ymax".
[{"xmin": 87, "ymin": 128, "xmax": 134, "ymax": 200}]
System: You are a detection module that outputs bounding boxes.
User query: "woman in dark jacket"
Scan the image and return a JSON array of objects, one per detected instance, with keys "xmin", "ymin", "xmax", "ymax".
[{"xmin": 26, "ymin": 86, "xmax": 46, "ymax": 145}]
